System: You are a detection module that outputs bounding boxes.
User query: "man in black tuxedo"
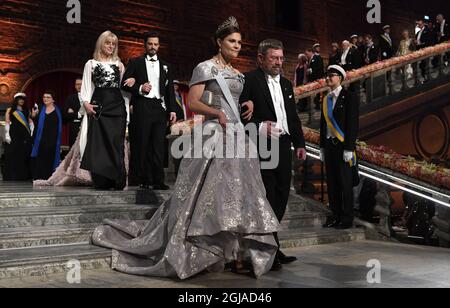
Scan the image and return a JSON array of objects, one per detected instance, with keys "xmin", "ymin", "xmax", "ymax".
[
  {"xmin": 437, "ymin": 14, "xmax": 449, "ymax": 66},
  {"xmin": 320, "ymin": 65, "xmax": 359, "ymax": 230},
  {"xmin": 437, "ymin": 14, "xmax": 449, "ymax": 43},
  {"xmin": 416, "ymin": 19, "xmax": 434, "ymax": 81},
  {"xmin": 350, "ymin": 35, "xmax": 364, "ymax": 69},
  {"xmin": 306, "ymin": 47, "xmax": 325, "ymax": 110},
  {"xmin": 240, "ymin": 39, "xmax": 307, "ymax": 271},
  {"xmin": 340, "ymin": 40, "xmax": 358, "ymax": 71},
  {"xmin": 63, "ymin": 78, "xmax": 83, "ymax": 148},
  {"xmin": 379, "ymin": 25, "xmax": 395, "ymax": 60},
  {"xmin": 122, "ymin": 31, "xmax": 177, "ymax": 190},
  {"xmin": 363, "ymin": 34, "xmax": 379, "ymax": 65},
  {"xmin": 416, "ymin": 19, "xmax": 433, "ymax": 49},
  {"xmin": 306, "ymin": 47, "xmax": 325, "ymax": 82}
]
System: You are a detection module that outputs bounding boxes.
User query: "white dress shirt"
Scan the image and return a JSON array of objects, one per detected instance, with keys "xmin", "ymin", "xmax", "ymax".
[
  {"xmin": 341, "ymin": 48, "xmax": 350, "ymax": 65},
  {"xmin": 417, "ymin": 28, "xmax": 424, "ymax": 45},
  {"xmin": 326, "ymin": 86, "xmax": 343, "ymax": 139},
  {"xmin": 440, "ymin": 20, "xmax": 446, "ymax": 36},
  {"xmin": 266, "ymin": 74, "xmax": 290, "ymax": 135},
  {"xmin": 140, "ymin": 55, "xmax": 161, "ymax": 99},
  {"xmin": 383, "ymin": 33, "xmax": 392, "ymax": 45}
]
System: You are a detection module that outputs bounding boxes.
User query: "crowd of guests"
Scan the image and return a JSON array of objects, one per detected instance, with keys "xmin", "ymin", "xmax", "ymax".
[{"xmin": 295, "ymin": 14, "xmax": 449, "ymax": 111}]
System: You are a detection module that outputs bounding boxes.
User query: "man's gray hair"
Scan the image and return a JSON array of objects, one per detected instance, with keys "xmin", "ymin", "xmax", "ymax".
[{"xmin": 258, "ymin": 39, "xmax": 284, "ymax": 55}]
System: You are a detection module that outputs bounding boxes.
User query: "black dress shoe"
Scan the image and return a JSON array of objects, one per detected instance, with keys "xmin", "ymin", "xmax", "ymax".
[
  {"xmin": 153, "ymin": 183, "xmax": 170, "ymax": 191},
  {"xmin": 270, "ymin": 258, "xmax": 282, "ymax": 271},
  {"xmin": 323, "ymin": 217, "xmax": 340, "ymax": 228},
  {"xmin": 277, "ymin": 251, "xmax": 298, "ymax": 264}
]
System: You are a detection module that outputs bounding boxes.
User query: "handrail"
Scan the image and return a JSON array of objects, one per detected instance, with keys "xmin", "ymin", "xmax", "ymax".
[{"xmin": 304, "ymin": 144, "xmax": 450, "ymax": 209}]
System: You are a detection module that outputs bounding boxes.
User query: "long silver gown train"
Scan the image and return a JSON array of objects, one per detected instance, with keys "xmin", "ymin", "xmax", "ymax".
[{"xmin": 92, "ymin": 60, "xmax": 280, "ymax": 279}]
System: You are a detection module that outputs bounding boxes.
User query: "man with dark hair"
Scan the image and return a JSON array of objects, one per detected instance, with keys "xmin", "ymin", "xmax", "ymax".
[
  {"xmin": 63, "ymin": 78, "xmax": 83, "ymax": 148},
  {"xmin": 122, "ymin": 31, "xmax": 177, "ymax": 190},
  {"xmin": 363, "ymin": 34, "xmax": 379, "ymax": 65},
  {"xmin": 416, "ymin": 19, "xmax": 433, "ymax": 49},
  {"xmin": 306, "ymin": 47, "xmax": 325, "ymax": 110},
  {"xmin": 416, "ymin": 19, "xmax": 434, "ymax": 81},
  {"xmin": 240, "ymin": 39, "xmax": 307, "ymax": 271}
]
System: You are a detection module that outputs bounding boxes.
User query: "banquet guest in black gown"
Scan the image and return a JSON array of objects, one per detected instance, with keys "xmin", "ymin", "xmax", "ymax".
[
  {"xmin": 2, "ymin": 93, "xmax": 33, "ymax": 181},
  {"xmin": 79, "ymin": 30, "xmax": 128, "ymax": 190},
  {"xmin": 31, "ymin": 91, "xmax": 63, "ymax": 181}
]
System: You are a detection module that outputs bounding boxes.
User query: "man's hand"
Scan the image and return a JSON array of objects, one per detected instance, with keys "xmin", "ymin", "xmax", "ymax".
[
  {"xmin": 169, "ymin": 112, "xmax": 177, "ymax": 125},
  {"xmin": 343, "ymin": 151, "xmax": 353, "ymax": 163},
  {"xmin": 296, "ymin": 148, "xmax": 307, "ymax": 161},
  {"xmin": 141, "ymin": 82, "xmax": 152, "ymax": 94},
  {"xmin": 241, "ymin": 100, "xmax": 254, "ymax": 121}
]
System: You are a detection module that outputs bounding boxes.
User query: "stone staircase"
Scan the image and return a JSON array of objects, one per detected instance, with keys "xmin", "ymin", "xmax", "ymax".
[{"xmin": 0, "ymin": 184, "xmax": 365, "ymax": 279}]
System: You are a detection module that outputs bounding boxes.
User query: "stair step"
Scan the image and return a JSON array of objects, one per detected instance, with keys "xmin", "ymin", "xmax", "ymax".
[
  {"xmin": 279, "ymin": 227, "xmax": 366, "ymax": 249},
  {"xmin": 281, "ymin": 211, "xmax": 327, "ymax": 229},
  {"xmin": 0, "ymin": 188, "xmax": 172, "ymax": 208},
  {"xmin": 0, "ymin": 223, "xmax": 105, "ymax": 249},
  {"xmin": 0, "ymin": 204, "xmax": 158, "ymax": 228},
  {"xmin": 0, "ymin": 244, "xmax": 111, "ymax": 279}
]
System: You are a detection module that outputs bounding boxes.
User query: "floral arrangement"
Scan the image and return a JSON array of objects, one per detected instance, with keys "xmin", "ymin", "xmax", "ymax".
[
  {"xmin": 303, "ymin": 127, "xmax": 450, "ymax": 189},
  {"xmin": 295, "ymin": 41, "xmax": 450, "ymax": 96}
]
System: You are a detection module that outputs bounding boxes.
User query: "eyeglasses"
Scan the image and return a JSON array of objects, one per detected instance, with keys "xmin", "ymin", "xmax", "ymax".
[{"xmin": 326, "ymin": 73, "xmax": 340, "ymax": 78}]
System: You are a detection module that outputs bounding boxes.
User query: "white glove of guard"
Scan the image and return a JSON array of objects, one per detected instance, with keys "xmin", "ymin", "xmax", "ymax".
[
  {"xmin": 343, "ymin": 150, "xmax": 353, "ymax": 163},
  {"xmin": 4, "ymin": 123, "xmax": 11, "ymax": 144}
]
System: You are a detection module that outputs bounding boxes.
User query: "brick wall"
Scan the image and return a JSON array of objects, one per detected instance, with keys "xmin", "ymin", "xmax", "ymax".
[{"xmin": 0, "ymin": 0, "xmax": 448, "ymax": 104}]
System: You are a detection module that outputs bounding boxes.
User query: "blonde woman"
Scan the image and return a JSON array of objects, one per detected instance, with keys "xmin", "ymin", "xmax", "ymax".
[
  {"xmin": 396, "ymin": 30, "xmax": 415, "ymax": 78},
  {"xmin": 79, "ymin": 30, "xmax": 133, "ymax": 190},
  {"xmin": 35, "ymin": 31, "xmax": 134, "ymax": 188}
]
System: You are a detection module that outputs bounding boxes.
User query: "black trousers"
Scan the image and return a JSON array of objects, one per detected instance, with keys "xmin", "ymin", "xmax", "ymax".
[
  {"xmin": 324, "ymin": 138, "xmax": 354, "ymax": 224},
  {"xmin": 133, "ymin": 99, "xmax": 167, "ymax": 186},
  {"xmin": 261, "ymin": 135, "xmax": 293, "ymax": 248},
  {"xmin": 68, "ymin": 121, "xmax": 81, "ymax": 148}
]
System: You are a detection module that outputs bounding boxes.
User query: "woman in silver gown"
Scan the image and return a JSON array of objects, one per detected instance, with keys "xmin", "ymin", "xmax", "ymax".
[{"xmin": 92, "ymin": 17, "xmax": 280, "ymax": 279}]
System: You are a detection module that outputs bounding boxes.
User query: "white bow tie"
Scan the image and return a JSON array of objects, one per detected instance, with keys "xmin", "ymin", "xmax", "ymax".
[{"xmin": 147, "ymin": 56, "xmax": 158, "ymax": 62}]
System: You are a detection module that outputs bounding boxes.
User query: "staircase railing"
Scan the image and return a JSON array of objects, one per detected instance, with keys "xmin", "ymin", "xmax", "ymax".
[{"xmin": 295, "ymin": 41, "xmax": 450, "ymax": 127}]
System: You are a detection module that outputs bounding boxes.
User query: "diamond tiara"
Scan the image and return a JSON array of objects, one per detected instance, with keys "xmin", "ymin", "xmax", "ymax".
[{"xmin": 216, "ymin": 16, "xmax": 240, "ymax": 36}]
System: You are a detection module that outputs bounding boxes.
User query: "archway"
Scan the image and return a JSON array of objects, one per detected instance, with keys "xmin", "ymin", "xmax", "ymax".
[{"xmin": 24, "ymin": 71, "xmax": 82, "ymax": 146}]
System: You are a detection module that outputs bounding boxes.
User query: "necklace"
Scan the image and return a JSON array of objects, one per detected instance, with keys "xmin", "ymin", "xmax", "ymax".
[{"xmin": 213, "ymin": 55, "xmax": 233, "ymax": 70}]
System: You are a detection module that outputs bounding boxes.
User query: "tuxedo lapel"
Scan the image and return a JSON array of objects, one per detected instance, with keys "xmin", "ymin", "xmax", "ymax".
[
  {"xmin": 280, "ymin": 78, "xmax": 292, "ymax": 111},
  {"xmin": 255, "ymin": 68, "xmax": 276, "ymax": 117},
  {"xmin": 159, "ymin": 60, "xmax": 167, "ymax": 94},
  {"xmin": 140, "ymin": 56, "xmax": 149, "ymax": 83},
  {"xmin": 381, "ymin": 34, "xmax": 392, "ymax": 46}
]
